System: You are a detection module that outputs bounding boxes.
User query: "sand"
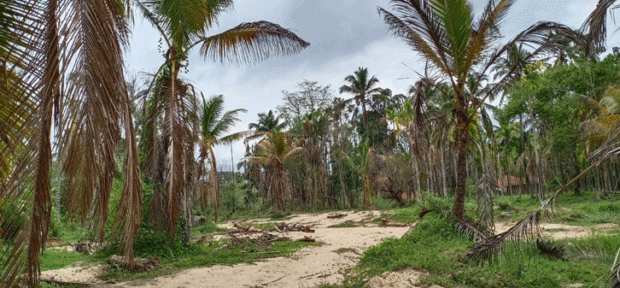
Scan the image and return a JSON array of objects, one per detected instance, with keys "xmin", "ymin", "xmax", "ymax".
[
  {"xmin": 40, "ymin": 210, "xmax": 619, "ymax": 288},
  {"xmin": 94, "ymin": 210, "xmax": 410, "ymax": 288}
]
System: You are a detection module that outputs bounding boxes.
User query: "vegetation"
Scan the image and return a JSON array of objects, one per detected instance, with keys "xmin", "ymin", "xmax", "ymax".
[{"xmin": 2, "ymin": 0, "xmax": 620, "ymax": 287}]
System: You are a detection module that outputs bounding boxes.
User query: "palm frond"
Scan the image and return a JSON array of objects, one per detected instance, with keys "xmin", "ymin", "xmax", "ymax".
[
  {"xmin": 378, "ymin": 6, "xmax": 450, "ymax": 76},
  {"xmin": 201, "ymin": 94, "xmax": 225, "ymax": 137},
  {"xmin": 580, "ymin": 0, "xmax": 618, "ymax": 58},
  {"xmin": 468, "ymin": 163, "xmax": 599, "ymax": 264},
  {"xmin": 197, "ymin": 21, "xmax": 310, "ymax": 64},
  {"xmin": 0, "ymin": 0, "xmax": 60, "ymax": 286},
  {"xmin": 607, "ymin": 246, "xmax": 620, "ymax": 288}
]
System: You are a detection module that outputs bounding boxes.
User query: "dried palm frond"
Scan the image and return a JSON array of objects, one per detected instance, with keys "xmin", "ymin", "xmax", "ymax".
[
  {"xmin": 580, "ymin": 0, "xmax": 618, "ymax": 58},
  {"xmin": 0, "ymin": 1, "xmax": 60, "ymax": 286},
  {"xmin": 476, "ymin": 174, "xmax": 495, "ymax": 234},
  {"xmin": 468, "ymin": 154, "xmax": 604, "ymax": 264},
  {"xmin": 607, "ymin": 246, "xmax": 620, "ymax": 288},
  {"xmin": 450, "ymin": 215, "xmax": 491, "ymax": 243},
  {"xmin": 198, "ymin": 21, "xmax": 310, "ymax": 64},
  {"xmin": 2, "ymin": 0, "xmax": 139, "ymax": 285},
  {"xmin": 536, "ymin": 239, "xmax": 565, "ymax": 260}
]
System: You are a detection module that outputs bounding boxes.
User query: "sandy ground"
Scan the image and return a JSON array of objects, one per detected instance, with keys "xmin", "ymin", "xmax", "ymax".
[
  {"xmin": 94, "ymin": 210, "xmax": 410, "ymax": 288},
  {"xmin": 40, "ymin": 210, "xmax": 619, "ymax": 288}
]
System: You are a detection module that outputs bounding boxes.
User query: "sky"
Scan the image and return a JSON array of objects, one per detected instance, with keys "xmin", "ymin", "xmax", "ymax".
[{"xmin": 124, "ymin": 0, "xmax": 617, "ymax": 170}]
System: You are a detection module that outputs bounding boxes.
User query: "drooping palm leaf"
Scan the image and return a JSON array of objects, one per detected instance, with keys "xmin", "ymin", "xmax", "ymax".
[{"xmin": 197, "ymin": 21, "xmax": 310, "ymax": 64}]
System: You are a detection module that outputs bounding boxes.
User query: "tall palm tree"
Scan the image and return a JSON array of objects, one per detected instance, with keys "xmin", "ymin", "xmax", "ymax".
[
  {"xmin": 138, "ymin": 0, "xmax": 309, "ymax": 238},
  {"xmin": 379, "ymin": 0, "xmax": 573, "ymax": 219},
  {"xmin": 198, "ymin": 95, "xmax": 247, "ymax": 221},
  {"xmin": 339, "ymin": 67, "xmax": 382, "ymax": 137},
  {"xmin": 248, "ymin": 131, "xmax": 303, "ymax": 211}
]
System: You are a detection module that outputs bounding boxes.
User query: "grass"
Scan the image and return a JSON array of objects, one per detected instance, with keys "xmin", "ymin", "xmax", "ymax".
[
  {"xmin": 101, "ymin": 239, "xmax": 321, "ymax": 281},
  {"xmin": 40, "ymin": 249, "xmax": 97, "ymax": 272},
  {"xmin": 322, "ymin": 214, "xmax": 618, "ymax": 288},
  {"xmin": 494, "ymin": 191, "xmax": 620, "ymax": 226},
  {"xmin": 318, "ymin": 190, "xmax": 620, "ymax": 288},
  {"xmin": 191, "ymin": 221, "xmax": 228, "ymax": 236}
]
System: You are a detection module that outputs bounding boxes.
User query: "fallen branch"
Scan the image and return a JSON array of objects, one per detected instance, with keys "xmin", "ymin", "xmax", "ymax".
[
  {"xmin": 381, "ymin": 218, "xmax": 408, "ymax": 227},
  {"xmin": 277, "ymin": 223, "xmax": 315, "ymax": 233},
  {"xmin": 296, "ymin": 236, "xmax": 316, "ymax": 242},
  {"xmin": 327, "ymin": 213, "xmax": 346, "ymax": 219},
  {"xmin": 107, "ymin": 255, "xmax": 162, "ymax": 272}
]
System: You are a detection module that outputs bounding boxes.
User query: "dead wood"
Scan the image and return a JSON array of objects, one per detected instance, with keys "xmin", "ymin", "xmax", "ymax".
[
  {"xmin": 327, "ymin": 213, "xmax": 346, "ymax": 219},
  {"xmin": 418, "ymin": 208, "xmax": 438, "ymax": 218},
  {"xmin": 276, "ymin": 223, "xmax": 315, "ymax": 233},
  {"xmin": 107, "ymin": 255, "xmax": 162, "ymax": 272},
  {"xmin": 230, "ymin": 223, "xmax": 264, "ymax": 234},
  {"xmin": 381, "ymin": 218, "xmax": 408, "ymax": 227},
  {"xmin": 72, "ymin": 242, "xmax": 103, "ymax": 255},
  {"xmin": 296, "ymin": 236, "xmax": 316, "ymax": 242}
]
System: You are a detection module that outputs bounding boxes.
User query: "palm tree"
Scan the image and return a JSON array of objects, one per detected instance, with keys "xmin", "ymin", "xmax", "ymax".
[
  {"xmin": 248, "ymin": 132, "xmax": 303, "ymax": 211},
  {"xmin": 249, "ymin": 110, "xmax": 287, "ymax": 133},
  {"xmin": 137, "ymin": 0, "xmax": 309, "ymax": 237},
  {"xmin": 198, "ymin": 95, "xmax": 247, "ymax": 221},
  {"xmin": 379, "ymin": 0, "xmax": 573, "ymax": 219},
  {"xmin": 339, "ymin": 67, "xmax": 382, "ymax": 138}
]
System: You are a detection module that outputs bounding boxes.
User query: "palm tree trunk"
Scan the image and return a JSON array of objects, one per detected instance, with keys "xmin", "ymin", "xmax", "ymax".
[
  {"xmin": 453, "ymin": 112, "xmax": 469, "ymax": 219},
  {"xmin": 362, "ymin": 99, "xmax": 369, "ymax": 138},
  {"xmin": 209, "ymin": 149, "xmax": 220, "ymax": 222},
  {"xmin": 166, "ymin": 49, "xmax": 184, "ymax": 239}
]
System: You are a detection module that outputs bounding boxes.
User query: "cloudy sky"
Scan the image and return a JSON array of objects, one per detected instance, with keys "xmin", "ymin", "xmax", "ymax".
[{"xmin": 124, "ymin": 0, "xmax": 616, "ymax": 169}]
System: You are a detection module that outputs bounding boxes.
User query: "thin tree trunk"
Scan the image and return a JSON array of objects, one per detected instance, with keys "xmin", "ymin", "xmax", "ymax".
[
  {"xmin": 209, "ymin": 149, "xmax": 220, "ymax": 222},
  {"xmin": 440, "ymin": 144, "xmax": 448, "ymax": 198}
]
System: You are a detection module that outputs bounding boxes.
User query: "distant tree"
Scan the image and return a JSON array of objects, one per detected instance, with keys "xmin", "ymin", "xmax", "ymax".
[
  {"xmin": 339, "ymin": 67, "xmax": 382, "ymax": 139},
  {"xmin": 248, "ymin": 110, "xmax": 287, "ymax": 141},
  {"xmin": 198, "ymin": 95, "xmax": 246, "ymax": 221},
  {"xmin": 248, "ymin": 132, "xmax": 303, "ymax": 211},
  {"xmin": 277, "ymin": 80, "xmax": 334, "ymax": 123}
]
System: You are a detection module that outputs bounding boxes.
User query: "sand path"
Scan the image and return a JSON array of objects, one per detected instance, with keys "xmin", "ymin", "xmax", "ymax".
[
  {"xmin": 41, "ymin": 211, "xmax": 619, "ymax": 288},
  {"xmin": 93, "ymin": 210, "xmax": 410, "ymax": 288}
]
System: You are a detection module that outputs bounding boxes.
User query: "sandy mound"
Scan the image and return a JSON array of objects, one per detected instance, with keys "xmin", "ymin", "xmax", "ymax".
[
  {"xmin": 367, "ymin": 268, "xmax": 429, "ymax": 288},
  {"xmin": 41, "ymin": 264, "xmax": 107, "ymax": 284}
]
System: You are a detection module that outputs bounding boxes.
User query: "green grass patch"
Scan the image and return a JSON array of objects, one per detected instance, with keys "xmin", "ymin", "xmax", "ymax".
[
  {"xmin": 191, "ymin": 221, "xmax": 228, "ymax": 236},
  {"xmin": 40, "ymin": 249, "xmax": 97, "ymax": 271},
  {"xmin": 494, "ymin": 191, "xmax": 620, "ymax": 226},
  {"xmin": 329, "ymin": 213, "xmax": 618, "ymax": 288}
]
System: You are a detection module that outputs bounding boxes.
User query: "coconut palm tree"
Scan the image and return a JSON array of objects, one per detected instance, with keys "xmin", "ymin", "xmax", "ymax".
[
  {"xmin": 339, "ymin": 67, "xmax": 382, "ymax": 138},
  {"xmin": 198, "ymin": 95, "xmax": 247, "ymax": 221},
  {"xmin": 249, "ymin": 110, "xmax": 287, "ymax": 133},
  {"xmin": 248, "ymin": 132, "xmax": 303, "ymax": 211},
  {"xmin": 137, "ymin": 0, "xmax": 309, "ymax": 237},
  {"xmin": 378, "ymin": 0, "xmax": 574, "ymax": 219}
]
